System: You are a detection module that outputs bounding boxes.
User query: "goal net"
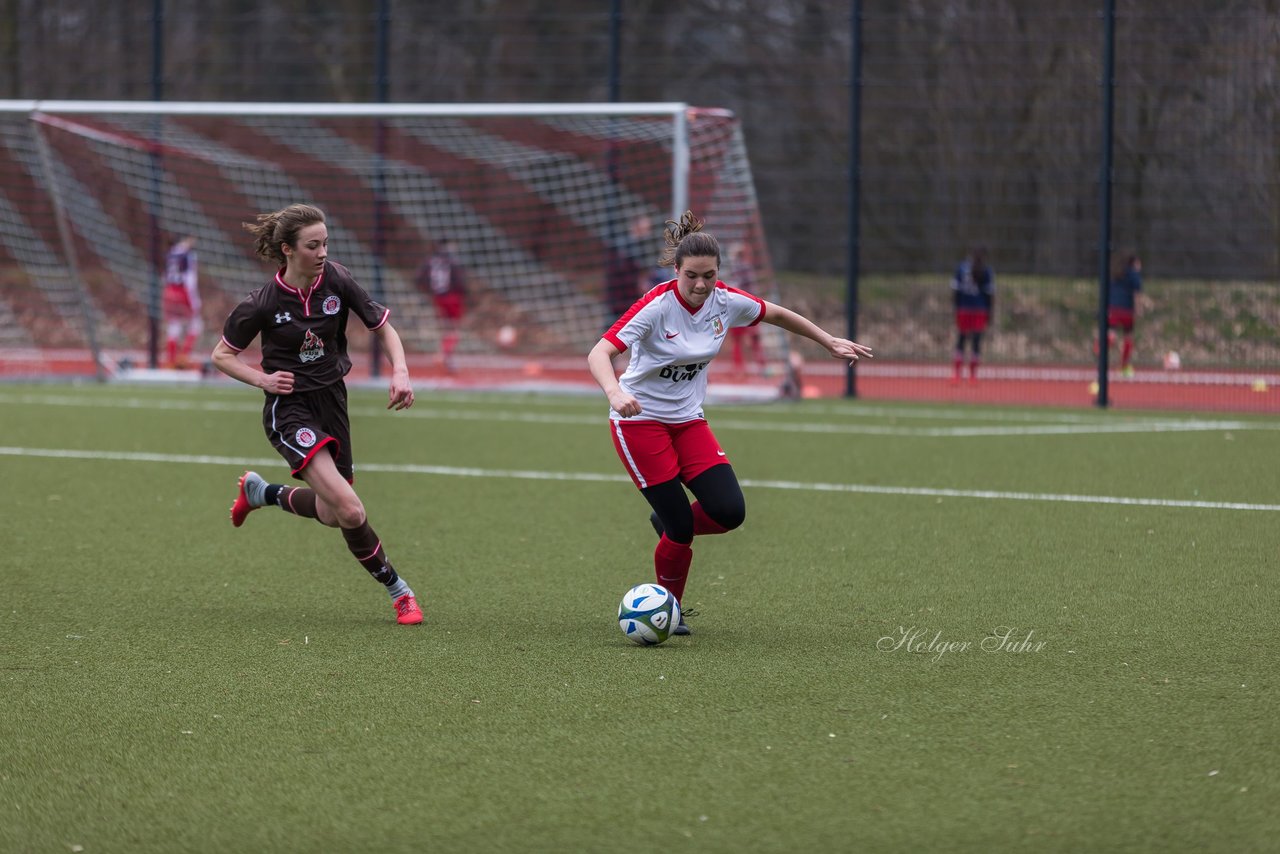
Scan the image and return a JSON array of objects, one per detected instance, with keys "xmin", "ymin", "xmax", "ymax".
[{"xmin": 0, "ymin": 101, "xmax": 783, "ymax": 382}]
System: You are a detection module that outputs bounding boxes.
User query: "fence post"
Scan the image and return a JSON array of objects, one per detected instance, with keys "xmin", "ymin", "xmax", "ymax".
[
  {"xmin": 1095, "ymin": 0, "xmax": 1116, "ymax": 407},
  {"xmin": 845, "ymin": 0, "xmax": 863, "ymax": 398},
  {"xmin": 370, "ymin": 0, "xmax": 390, "ymax": 378},
  {"xmin": 147, "ymin": 0, "xmax": 164, "ymax": 369}
]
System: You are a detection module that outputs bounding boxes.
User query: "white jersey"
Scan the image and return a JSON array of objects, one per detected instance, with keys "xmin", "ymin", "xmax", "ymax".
[
  {"xmin": 164, "ymin": 244, "xmax": 200, "ymax": 308},
  {"xmin": 603, "ymin": 280, "xmax": 765, "ymax": 423}
]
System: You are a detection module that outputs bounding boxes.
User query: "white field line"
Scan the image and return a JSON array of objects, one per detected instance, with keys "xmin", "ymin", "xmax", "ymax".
[
  {"xmin": 0, "ymin": 391, "xmax": 1272, "ymax": 438},
  {"xmin": 3, "ymin": 445, "xmax": 1278, "ymax": 513}
]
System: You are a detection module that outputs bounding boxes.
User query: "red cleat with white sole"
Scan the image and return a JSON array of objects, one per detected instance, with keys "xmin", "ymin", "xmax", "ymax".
[
  {"xmin": 393, "ymin": 594, "xmax": 424, "ymax": 625},
  {"xmin": 230, "ymin": 471, "xmax": 265, "ymax": 527}
]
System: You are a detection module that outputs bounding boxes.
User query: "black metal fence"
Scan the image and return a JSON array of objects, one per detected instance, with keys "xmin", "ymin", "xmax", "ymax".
[
  {"xmin": 7, "ymin": 3, "xmax": 1274, "ymax": 275},
  {"xmin": 4, "ymin": 1, "xmax": 1277, "ymax": 406}
]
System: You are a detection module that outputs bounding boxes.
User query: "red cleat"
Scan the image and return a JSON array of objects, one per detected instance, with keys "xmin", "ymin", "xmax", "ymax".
[
  {"xmin": 229, "ymin": 471, "xmax": 265, "ymax": 527},
  {"xmin": 393, "ymin": 594, "xmax": 424, "ymax": 625}
]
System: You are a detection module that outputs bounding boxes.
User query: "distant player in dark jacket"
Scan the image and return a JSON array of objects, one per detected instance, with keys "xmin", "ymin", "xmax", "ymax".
[
  {"xmin": 415, "ymin": 238, "xmax": 467, "ymax": 373},
  {"xmin": 210, "ymin": 203, "xmax": 424, "ymax": 626},
  {"xmin": 604, "ymin": 213, "xmax": 660, "ymax": 338},
  {"xmin": 727, "ymin": 241, "xmax": 766, "ymax": 374},
  {"xmin": 1103, "ymin": 254, "xmax": 1142, "ymax": 376},
  {"xmin": 951, "ymin": 248, "xmax": 994, "ymax": 382}
]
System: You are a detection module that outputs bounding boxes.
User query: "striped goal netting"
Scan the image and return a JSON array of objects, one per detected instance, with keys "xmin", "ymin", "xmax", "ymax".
[{"xmin": 0, "ymin": 101, "xmax": 785, "ymax": 381}]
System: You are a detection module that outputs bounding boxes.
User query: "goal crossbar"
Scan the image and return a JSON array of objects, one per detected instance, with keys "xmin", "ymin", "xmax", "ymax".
[{"xmin": 0, "ymin": 101, "xmax": 777, "ymax": 380}]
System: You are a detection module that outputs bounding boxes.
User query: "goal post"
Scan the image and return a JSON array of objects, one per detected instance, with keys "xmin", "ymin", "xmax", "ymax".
[{"xmin": 0, "ymin": 100, "xmax": 783, "ymax": 381}]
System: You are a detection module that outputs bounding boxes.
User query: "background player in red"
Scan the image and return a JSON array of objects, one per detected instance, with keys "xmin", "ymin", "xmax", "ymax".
[
  {"xmin": 604, "ymin": 213, "xmax": 656, "ymax": 322},
  {"xmin": 726, "ymin": 240, "xmax": 767, "ymax": 375},
  {"xmin": 587, "ymin": 211, "xmax": 872, "ymax": 634},
  {"xmin": 162, "ymin": 235, "xmax": 202, "ymax": 368},
  {"xmin": 415, "ymin": 237, "xmax": 467, "ymax": 373},
  {"xmin": 1099, "ymin": 253, "xmax": 1143, "ymax": 376},
  {"xmin": 210, "ymin": 203, "xmax": 424, "ymax": 626},
  {"xmin": 950, "ymin": 247, "xmax": 994, "ymax": 382}
]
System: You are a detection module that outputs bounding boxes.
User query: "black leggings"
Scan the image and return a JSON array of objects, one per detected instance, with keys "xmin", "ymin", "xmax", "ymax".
[
  {"xmin": 640, "ymin": 463, "xmax": 746, "ymax": 545},
  {"xmin": 956, "ymin": 331, "xmax": 983, "ymax": 355}
]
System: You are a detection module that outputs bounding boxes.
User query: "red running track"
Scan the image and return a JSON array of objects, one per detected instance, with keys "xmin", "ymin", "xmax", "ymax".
[{"xmin": 3, "ymin": 348, "xmax": 1277, "ymax": 415}]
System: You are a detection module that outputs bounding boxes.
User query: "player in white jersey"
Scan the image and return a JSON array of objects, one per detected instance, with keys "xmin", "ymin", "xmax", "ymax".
[
  {"xmin": 588, "ymin": 212, "xmax": 872, "ymax": 635},
  {"xmin": 162, "ymin": 236, "xmax": 202, "ymax": 367}
]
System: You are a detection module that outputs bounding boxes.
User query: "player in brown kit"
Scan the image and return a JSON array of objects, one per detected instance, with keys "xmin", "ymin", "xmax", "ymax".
[{"xmin": 211, "ymin": 203, "xmax": 424, "ymax": 625}]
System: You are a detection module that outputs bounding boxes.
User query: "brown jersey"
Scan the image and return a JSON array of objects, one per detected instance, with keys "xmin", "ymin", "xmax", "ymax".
[{"xmin": 220, "ymin": 261, "xmax": 390, "ymax": 393}]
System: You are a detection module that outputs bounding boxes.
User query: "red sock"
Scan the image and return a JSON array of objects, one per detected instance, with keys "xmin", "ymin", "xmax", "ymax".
[
  {"xmin": 691, "ymin": 502, "xmax": 728, "ymax": 535},
  {"xmin": 166, "ymin": 339, "xmax": 178, "ymax": 364},
  {"xmin": 969, "ymin": 358, "xmax": 980, "ymax": 379},
  {"xmin": 654, "ymin": 535, "xmax": 692, "ymax": 602},
  {"xmin": 952, "ymin": 352, "xmax": 963, "ymax": 380}
]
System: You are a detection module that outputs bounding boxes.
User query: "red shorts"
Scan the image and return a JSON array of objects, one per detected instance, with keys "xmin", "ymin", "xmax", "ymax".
[
  {"xmin": 1107, "ymin": 307, "xmax": 1135, "ymax": 332},
  {"xmin": 609, "ymin": 418, "xmax": 730, "ymax": 490},
  {"xmin": 433, "ymin": 292, "xmax": 464, "ymax": 321},
  {"xmin": 163, "ymin": 285, "xmax": 195, "ymax": 322},
  {"xmin": 955, "ymin": 309, "xmax": 989, "ymax": 334}
]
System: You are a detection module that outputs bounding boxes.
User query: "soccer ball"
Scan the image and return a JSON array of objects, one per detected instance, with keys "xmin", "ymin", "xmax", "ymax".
[{"xmin": 617, "ymin": 583, "xmax": 681, "ymax": 646}]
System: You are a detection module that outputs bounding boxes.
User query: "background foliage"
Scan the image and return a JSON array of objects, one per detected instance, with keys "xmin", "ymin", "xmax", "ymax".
[{"xmin": 3, "ymin": 0, "xmax": 1276, "ymax": 280}]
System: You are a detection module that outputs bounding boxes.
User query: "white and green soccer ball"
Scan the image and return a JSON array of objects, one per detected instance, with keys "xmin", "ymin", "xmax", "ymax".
[{"xmin": 618, "ymin": 583, "xmax": 681, "ymax": 646}]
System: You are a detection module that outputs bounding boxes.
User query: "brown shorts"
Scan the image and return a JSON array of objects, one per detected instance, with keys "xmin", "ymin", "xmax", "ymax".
[{"xmin": 261, "ymin": 382, "xmax": 354, "ymax": 482}]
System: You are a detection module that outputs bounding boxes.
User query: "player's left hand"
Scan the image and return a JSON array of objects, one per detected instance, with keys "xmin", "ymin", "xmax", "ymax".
[{"xmin": 388, "ymin": 372, "xmax": 415, "ymax": 410}]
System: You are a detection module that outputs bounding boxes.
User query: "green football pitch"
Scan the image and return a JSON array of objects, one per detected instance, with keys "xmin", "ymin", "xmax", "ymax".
[{"xmin": 2, "ymin": 383, "xmax": 1277, "ymax": 852}]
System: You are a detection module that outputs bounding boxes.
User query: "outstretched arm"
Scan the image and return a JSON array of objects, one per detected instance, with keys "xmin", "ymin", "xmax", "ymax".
[
  {"xmin": 375, "ymin": 322, "xmax": 415, "ymax": 410},
  {"xmin": 759, "ymin": 301, "xmax": 873, "ymax": 365}
]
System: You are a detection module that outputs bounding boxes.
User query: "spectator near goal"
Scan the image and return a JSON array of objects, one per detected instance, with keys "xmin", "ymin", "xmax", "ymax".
[
  {"xmin": 951, "ymin": 247, "xmax": 995, "ymax": 383},
  {"xmin": 1101, "ymin": 253, "xmax": 1143, "ymax": 376},
  {"xmin": 162, "ymin": 236, "xmax": 202, "ymax": 368},
  {"xmin": 726, "ymin": 240, "xmax": 766, "ymax": 375},
  {"xmin": 604, "ymin": 213, "xmax": 657, "ymax": 322},
  {"xmin": 415, "ymin": 238, "xmax": 467, "ymax": 373}
]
